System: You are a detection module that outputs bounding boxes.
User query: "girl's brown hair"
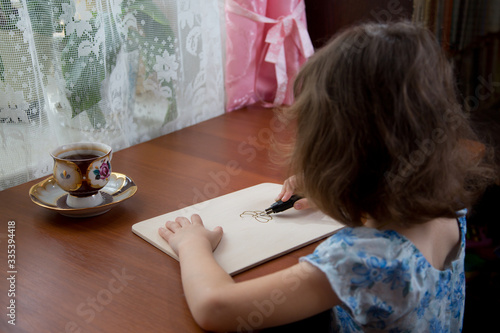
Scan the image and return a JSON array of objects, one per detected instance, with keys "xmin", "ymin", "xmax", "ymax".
[{"xmin": 284, "ymin": 21, "xmax": 496, "ymax": 226}]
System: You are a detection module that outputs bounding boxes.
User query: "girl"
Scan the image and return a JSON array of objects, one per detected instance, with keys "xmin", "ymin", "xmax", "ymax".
[{"xmin": 158, "ymin": 21, "xmax": 496, "ymax": 332}]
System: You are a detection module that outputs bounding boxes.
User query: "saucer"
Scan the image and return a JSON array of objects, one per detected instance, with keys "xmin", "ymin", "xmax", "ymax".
[{"xmin": 29, "ymin": 172, "xmax": 137, "ymax": 218}]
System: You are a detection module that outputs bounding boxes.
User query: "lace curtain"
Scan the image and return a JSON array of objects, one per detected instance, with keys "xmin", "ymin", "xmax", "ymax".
[{"xmin": 0, "ymin": 0, "xmax": 225, "ymax": 190}]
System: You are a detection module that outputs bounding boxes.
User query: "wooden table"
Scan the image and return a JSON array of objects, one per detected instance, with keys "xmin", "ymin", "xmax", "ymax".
[{"xmin": 0, "ymin": 106, "xmax": 331, "ymax": 333}]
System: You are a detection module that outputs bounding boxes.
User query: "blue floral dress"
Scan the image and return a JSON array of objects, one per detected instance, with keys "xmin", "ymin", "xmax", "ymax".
[{"xmin": 301, "ymin": 211, "xmax": 467, "ymax": 332}]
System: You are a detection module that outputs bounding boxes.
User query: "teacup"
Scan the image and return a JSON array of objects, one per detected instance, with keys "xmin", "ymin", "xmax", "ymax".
[{"xmin": 51, "ymin": 142, "xmax": 112, "ymax": 208}]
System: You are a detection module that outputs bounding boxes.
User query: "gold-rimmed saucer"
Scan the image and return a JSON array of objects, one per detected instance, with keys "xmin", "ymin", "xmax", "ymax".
[{"xmin": 29, "ymin": 172, "xmax": 137, "ymax": 218}]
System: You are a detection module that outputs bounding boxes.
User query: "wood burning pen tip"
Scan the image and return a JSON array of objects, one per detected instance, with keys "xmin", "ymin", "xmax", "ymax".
[{"xmin": 262, "ymin": 195, "xmax": 302, "ymax": 215}]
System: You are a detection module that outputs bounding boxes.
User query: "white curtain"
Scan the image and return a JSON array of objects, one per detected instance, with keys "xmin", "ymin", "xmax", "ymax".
[{"xmin": 0, "ymin": 0, "xmax": 225, "ymax": 190}]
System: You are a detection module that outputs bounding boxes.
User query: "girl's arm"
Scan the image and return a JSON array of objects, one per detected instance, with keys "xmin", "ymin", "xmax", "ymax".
[{"xmin": 159, "ymin": 214, "xmax": 340, "ymax": 332}]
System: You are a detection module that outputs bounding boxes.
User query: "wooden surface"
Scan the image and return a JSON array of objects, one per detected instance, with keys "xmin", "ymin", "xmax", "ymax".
[
  {"xmin": 0, "ymin": 106, "xmax": 332, "ymax": 333},
  {"xmin": 133, "ymin": 183, "xmax": 343, "ymax": 276}
]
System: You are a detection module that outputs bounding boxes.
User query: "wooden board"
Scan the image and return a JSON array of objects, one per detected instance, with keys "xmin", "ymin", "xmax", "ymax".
[{"xmin": 132, "ymin": 183, "xmax": 344, "ymax": 275}]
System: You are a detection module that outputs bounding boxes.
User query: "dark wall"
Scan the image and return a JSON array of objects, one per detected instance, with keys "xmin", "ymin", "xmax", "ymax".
[{"xmin": 304, "ymin": 0, "xmax": 414, "ymax": 48}]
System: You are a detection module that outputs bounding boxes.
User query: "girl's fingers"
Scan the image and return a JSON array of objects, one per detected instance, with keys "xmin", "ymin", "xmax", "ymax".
[
  {"xmin": 276, "ymin": 177, "xmax": 296, "ymax": 201},
  {"xmin": 190, "ymin": 214, "xmax": 203, "ymax": 225},
  {"xmin": 175, "ymin": 216, "xmax": 191, "ymax": 226},
  {"xmin": 163, "ymin": 214, "xmax": 205, "ymax": 234},
  {"xmin": 210, "ymin": 226, "xmax": 224, "ymax": 250},
  {"xmin": 294, "ymin": 198, "xmax": 309, "ymax": 210},
  {"xmin": 165, "ymin": 220, "xmax": 178, "ymax": 230},
  {"xmin": 158, "ymin": 225, "xmax": 173, "ymax": 240}
]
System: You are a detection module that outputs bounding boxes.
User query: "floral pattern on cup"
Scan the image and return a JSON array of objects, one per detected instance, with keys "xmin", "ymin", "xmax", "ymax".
[
  {"xmin": 88, "ymin": 158, "xmax": 112, "ymax": 188},
  {"xmin": 54, "ymin": 160, "xmax": 83, "ymax": 192},
  {"xmin": 93, "ymin": 160, "xmax": 111, "ymax": 180}
]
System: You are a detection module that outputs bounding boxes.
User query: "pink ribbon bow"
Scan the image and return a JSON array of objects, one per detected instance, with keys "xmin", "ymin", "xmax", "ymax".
[
  {"xmin": 226, "ymin": 0, "xmax": 314, "ymax": 108},
  {"xmin": 264, "ymin": 2, "xmax": 313, "ymax": 63}
]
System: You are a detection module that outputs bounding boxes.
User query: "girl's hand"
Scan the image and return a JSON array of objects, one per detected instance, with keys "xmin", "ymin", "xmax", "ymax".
[
  {"xmin": 158, "ymin": 214, "xmax": 223, "ymax": 256},
  {"xmin": 276, "ymin": 176, "xmax": 313, "ymax": 210}
]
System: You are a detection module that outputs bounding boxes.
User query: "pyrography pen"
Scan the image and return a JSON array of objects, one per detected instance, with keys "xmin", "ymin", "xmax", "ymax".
[{"xmin": 262, "ymin": 195, "xmax": 302, "ymax": 215}]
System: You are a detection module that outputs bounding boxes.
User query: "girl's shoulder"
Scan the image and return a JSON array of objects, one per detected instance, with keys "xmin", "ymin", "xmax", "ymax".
[
  {"xmin": 308, "ymin": 211, "xmax": 467, "ymax": 275},
  {"xmin": 305, "ymin": 226, "xmax": 421, "ymax": 276},
  {"xmin": 320, "ymin": 226, "xmax": 410, "ymax": 254},
  {"xmin": 319, "ymin": 209, "xmax": 467, "ymax": 262},
  {"xmin": 301, "ymin": 212, "xmax": 467, "ymax": 331}
]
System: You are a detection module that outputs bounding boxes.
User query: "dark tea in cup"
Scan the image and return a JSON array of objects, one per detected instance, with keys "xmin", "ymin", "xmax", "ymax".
[{"xmin": 51, "ymin": 142, "xmax": 112, "ymax": 208}]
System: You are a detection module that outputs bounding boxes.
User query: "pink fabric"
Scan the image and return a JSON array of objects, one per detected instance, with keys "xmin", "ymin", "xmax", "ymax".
[{"xmin": 225, "ymin": 0, "xmax": 314, "ymax": 112}]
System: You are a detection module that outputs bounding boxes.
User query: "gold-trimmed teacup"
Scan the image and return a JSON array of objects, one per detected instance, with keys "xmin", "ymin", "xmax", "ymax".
[{"xmin": 51, "ymin": 142, "xmax": 112, "ymax": 208}]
